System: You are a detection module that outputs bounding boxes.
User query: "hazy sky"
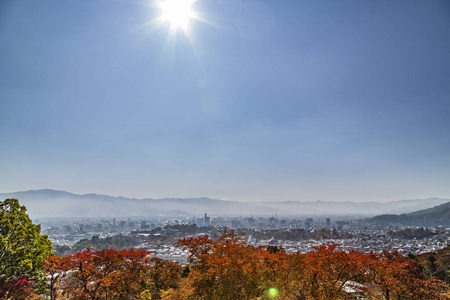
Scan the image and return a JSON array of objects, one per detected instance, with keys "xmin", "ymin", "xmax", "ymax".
[{"xmin": 1, "ymin": 0, "xmax": 449, "ymax": 202}]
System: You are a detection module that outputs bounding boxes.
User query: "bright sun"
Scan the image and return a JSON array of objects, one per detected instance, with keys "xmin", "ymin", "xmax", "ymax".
[{"xmin": 159, "ymin": 0, "xmax": 195, "ymax": 30}]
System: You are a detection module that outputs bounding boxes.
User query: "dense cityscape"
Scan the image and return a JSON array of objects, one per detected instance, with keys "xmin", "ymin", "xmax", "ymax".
[{"xmin": 39, "ymin": 213, "xmax": 450, "ymax": 264}]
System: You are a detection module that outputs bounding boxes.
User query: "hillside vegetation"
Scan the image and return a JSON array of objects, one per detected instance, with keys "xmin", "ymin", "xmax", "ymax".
[
  {"xmin": 42, "ymin": 232, "xmax": 450, "ymax": 299},
  {"xmin": 368, "ymin": 201, "xmax": 450, "ymax": 227}
]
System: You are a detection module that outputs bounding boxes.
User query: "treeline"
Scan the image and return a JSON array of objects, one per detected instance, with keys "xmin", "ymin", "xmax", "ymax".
[
  {"xmin": 250, "ymin": 228, "xmax": 352, "ymax": 240},
  {"xmin": 43, "ymin": 232, "xmax": 449, "ymax": 299},
  {"xmin": 53, "ymin": 235, "xmax": 138, "ymax": 256},
  {"xmin": 388, "ymin": 227, "xmax": 438, "ymax": 239},
  {"xmin": 163, "ymin": 224, "xmax": 203, "ymax": 233},
  {"xmin": 71, "ymin": 235, "xmax": 137, "ymax": 252}
]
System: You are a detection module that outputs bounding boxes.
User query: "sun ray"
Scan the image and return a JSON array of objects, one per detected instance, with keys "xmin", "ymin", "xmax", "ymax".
[{"xmin": 158, "ymin": 0, "xmax": 196, "ymax": 31}]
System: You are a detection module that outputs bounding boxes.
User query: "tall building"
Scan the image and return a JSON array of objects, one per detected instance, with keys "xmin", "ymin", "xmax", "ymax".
[
  {"xmin": 305, "ymin": 218, "xmax": 313, "ymax": 231},
  {"xmin": 204, "ymin": 213, "xmax": 211, "ymax": 226},
  {"xmin": 304, "ymin": 221, "xmax": 311, "ymax": 231}
]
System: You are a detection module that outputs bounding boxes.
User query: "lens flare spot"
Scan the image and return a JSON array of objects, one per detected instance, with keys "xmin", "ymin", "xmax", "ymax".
[{"xmin": 268, "ymin": 287, "xmax": 278, "ymax": 298}]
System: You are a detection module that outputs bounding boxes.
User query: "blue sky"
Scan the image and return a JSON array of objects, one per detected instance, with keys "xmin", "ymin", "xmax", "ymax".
[{"xmin": 1, "ymin": 0, "xmax": 449, "ymax": 202}]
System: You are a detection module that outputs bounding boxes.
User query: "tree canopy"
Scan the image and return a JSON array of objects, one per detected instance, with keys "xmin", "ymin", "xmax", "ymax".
[
  {"xmin": 43, "ymin": 231, "xmax": 450, "ymax": 299},
  {"xmin": 45, "ymin": 249, "xmax": 181, "ymax": 300},
  {"xmin": 0, "ymin": 198, "xmax": 53, "ymax": 298}
]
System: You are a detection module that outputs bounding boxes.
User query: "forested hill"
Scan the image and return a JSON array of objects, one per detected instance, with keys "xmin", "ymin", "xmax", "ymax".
[{"xmin": 367, "ymin": 201, "xmax": 450, "ymax": 227}]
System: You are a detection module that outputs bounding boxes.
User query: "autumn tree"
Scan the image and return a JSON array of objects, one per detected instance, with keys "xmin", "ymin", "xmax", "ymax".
[
  {"xmin": 264, "ymin": 244, "xmax": 369, "ymax": 300},
  {"xmin": 178, "ymin": 231, "xmax": 279, "ymax": 300},
  {"xmin": 0, "ymin": 198, "xmax": 53, "ymax": 299},
  {"xmin": 43, "ymin": 231, "xmax": 449, "ymax": 300},
  {"xmin": 304, "ymin": 244, "xmax": 370, "ymax": 299},
  {"xmin": 43, "ymin": 256, "xmax": 64, "ymax": 300},
  {"xmin": 146, "ymin": 257, "xmax": 181, "ymax": 299},
  {"xmin": 420, "ymin": 246, "xmax": 450, "ymax": 285},
  {"xmin": 367, "ymin": 251, "xmax": 447, "ymax": 300},
  {"xmin": 175, "ymin": 232, "xmax": 449, "ymax": 300},
  {"xmin": 45, "ymin": 248, "xmax": 181, "ymax": 300}
]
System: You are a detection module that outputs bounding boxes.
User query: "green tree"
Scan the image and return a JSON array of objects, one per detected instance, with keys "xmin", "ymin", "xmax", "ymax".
[{"xmin": 0, "ymin": 198, "xmax": 53, "ymax": 297}]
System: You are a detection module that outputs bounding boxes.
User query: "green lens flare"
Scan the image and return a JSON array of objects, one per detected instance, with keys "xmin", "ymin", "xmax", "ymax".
[{"xmin": 268, "ymin": 287, "xmax": 278, "ymax": 298}]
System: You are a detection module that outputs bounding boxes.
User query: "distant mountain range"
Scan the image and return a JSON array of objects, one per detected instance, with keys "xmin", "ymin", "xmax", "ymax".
[
  {"xmin": 0, "ymin": 189, "xmax": 449, "ymax": 218},
  {"xmin": 367, "ymin": 201, "xmax": 450, "ymax": 227}
]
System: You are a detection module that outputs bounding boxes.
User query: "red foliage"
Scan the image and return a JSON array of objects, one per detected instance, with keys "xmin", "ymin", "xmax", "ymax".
[
  {"xmin": 45, "ymin": 248, "xmax": 180, "ymax": 300},
  {"xmin": 0, "ymin": 275, "xmax": 38, "ymax": 300},
  {"xmin": 176, "ymin": 234, "xmax": 449, "ymax": 300},
  {"xmin": 44, "ymin": 234, "xmax": 449, "ymax": 300}
]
